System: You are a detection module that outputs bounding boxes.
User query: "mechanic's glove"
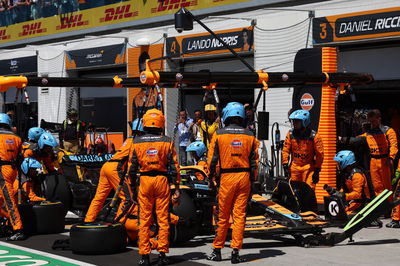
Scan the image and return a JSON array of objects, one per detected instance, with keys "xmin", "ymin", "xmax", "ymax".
[
  {"xmin": 333, "ymin": 191, "xmax": 346, "ymax": 202},
  {"xmin": 312, "ymin": 168, "xmax": 321, "ymax": 184},
  {"xmin": 392, "ymin": 170, "xmax": 400, "ymax": 186},
  {"xmin": 282, "ymin": 164, "xmax": 290, "ymax": 177}
]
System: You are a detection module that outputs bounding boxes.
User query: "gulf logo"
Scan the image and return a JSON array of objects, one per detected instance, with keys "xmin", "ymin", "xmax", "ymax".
[
  {"xmin": 300, "ymin": 93, "xmax": 314, "ymax": 111},
  {"xmin": 5, "ymin": 139, "xmax": 14, "ymax": 144},
  {"xmin": 231, "ymin": 139, "xmax": 242, "ymax": 149},
  {"xmin": 146, "ymin": 147, "xmax": 158, "ymax": 157}
]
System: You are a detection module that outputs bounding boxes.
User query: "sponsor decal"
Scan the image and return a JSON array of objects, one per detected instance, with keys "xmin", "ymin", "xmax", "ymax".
[
  {"xmin": 151, "ymin": 0, "xmax": 197, "ymax": 13},
  {"xmin": 146, "ymin": 147, "xmax": 158, "ymax": 157},
  {"xmin": 231, "ymin": 139, "xmax": 242, "ymax": 149},
  {"xmin": 0, "ymin": 29, "xmax": 10, "ymax": 40},
  {"xmin": 100, "ymin": 4, "xmax": 138, "ymax": 22},
  {"xmin": 56, "ymin": 14, "xmax": 89, "ymax": 30},
  {"xmin": 300, "ymin": 93, "xmax": 314, "ymax": 111},
  {"xmin": 18, "ymin": 22, "xmax": 46, "ymax": 37},
  {"xmin": 5, "ymin": 139, "xmax": 14, "ymax": 144},
  {"xmin": 328, "ymin": 200, "xmax": 340, "ymax": 216}
]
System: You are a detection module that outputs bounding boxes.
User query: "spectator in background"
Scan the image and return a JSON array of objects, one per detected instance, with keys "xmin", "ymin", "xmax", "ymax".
[
  {"xmin": 189, "ymin": 109, "xmax": 202, "ymax": 142},
  {"xmin": 174, "ymin": 110, "xmax": 193, "ymax": 166},
  {"xmin": 42, "ymin": 0, "xmax": 56, "ymax": 17},
  {"xmin": 0, "ymin": 1, "xmax": 8, "ymax": 27},
  {"xmin": 200, "ymin": 104, "xmax": 220, "ymax": 148},
  {"xmin": 244, "ymin": 103, "xmax": 256, "ymax": 135},
  {"xmin": 15, "ymin": 0, "xmax": 31, "ymax": 23},
  {"xmin": 30, "ymin": 0, "xmax": 41, "ymax": 20}
]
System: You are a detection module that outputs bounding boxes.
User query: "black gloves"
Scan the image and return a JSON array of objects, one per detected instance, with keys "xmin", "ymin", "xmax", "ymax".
[
  {"xmin": 312, "ymin": 168, "xmax": 321, "ymax": 184},
  {"xmin": 283, "ymin": 164, "xmax": 290, "ymax": 177},
  {"xmin": 333, "ymin": 191, "xmax": 346, "ymax": 202}
]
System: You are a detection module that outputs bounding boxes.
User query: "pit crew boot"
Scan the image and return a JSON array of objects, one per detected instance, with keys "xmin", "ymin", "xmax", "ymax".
[
  {"xmin": 5, "ymin": 230, "xmax": 26, "ymax": 241},
  {"xmin": 158, "ymin": 252, "xmax": 169, "ymax": 266},
  {"xmin": 207, "ymin": 248, "xmax": 222, "ymax": 261},
  {"xmin": 138, "ymin": 255, "xmax": 150, "ymax": 266},
  {"xmin": 386, "ymin": 220, "xmax": 400, "ymax": 228},
  {"xmin": 231, "ymin": 249, "xmax": 246, "ymax": 264},
  {"xmin": 369, "ymin": 218, "xmax": 383, "ymax": 228}
]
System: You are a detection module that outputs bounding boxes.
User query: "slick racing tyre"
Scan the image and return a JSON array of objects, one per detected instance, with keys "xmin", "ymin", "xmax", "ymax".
[
  {"xmin": 275, "ymin": 180, "xmax": 317, "ymax": 213},
  {"xmin": 41, "ymin": 174, "xmax": 72, "ymax": 213},
  {"xmin": 70, "ymin": 222, "xmax": 127, "ymax": 254},
  {"xmin": 18, "ymin": 201, "xmax": 65, "ymax": 235},
  {"xmin": 170, "ymin": 190, "xmax": 199, "ymax": 244}
]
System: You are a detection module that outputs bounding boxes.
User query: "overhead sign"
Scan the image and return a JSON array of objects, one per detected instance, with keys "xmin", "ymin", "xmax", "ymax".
[
  {"xmin": 0, "ymin": 56, "xmax": 37, "ymax": 75},
  {"xmin": 313, "ymin": 7, "xmax": 400, "ymax": 44},
  {"xmin": 66, "ymin": 43, "xmax": 126, "ymax": 69},
  {"xmin": 0, "ymin": 0, "xmax": 253, "ymax": 46},
  {"xmin": 166, "ymin": 27, "xmax": 254, "ymax": 57}
]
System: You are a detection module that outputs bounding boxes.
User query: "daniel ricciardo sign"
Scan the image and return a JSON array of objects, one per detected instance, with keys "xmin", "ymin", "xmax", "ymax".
[{"xmin": 313, "ymin": 7, "xmax": 400, "ymax": 44}]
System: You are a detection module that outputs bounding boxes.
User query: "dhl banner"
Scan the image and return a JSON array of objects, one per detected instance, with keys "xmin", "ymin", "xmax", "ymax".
[
  {"xmin": 313, "ymin": 7, "xmax": 400, "ymax": 44},
  {"xmin": 127, "ymin": 43, "xmax": 164, "ymax": 135},
  {"xmin": 166, "ymin": 27, "xmax": 254, "ymax": 58},
  {"xmin": 0, "ymin": 0, "xmax": 252, "ymax": 45}
]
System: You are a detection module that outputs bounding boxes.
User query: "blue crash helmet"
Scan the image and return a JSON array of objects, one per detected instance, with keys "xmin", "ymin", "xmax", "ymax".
[
  {"xmin": 38, "ymin": 132, "xmax": 58, "ymax": 149},
  {"xmin": 289, "ymin": 109, "xmax": 311, "ymax": 128},
  {"xmin": 222, "ymin": 102, "xmax": 245, "ymax": 123},
  {"xmin": 334, "ymin": 150, "xmax": 356, "ymax": 170},
  {"xmin": 132, "ymin": 118, "xmax": 144, "ymax": 133},
  {"xmin": 186, "ymin": 141, "xmax": 207, "ymax": 157},
  {"xmin": 21, "ymin": 157, "xmax": 43, "ymax": 175},
  {"xmin": 0, "ymin": 113, "xmax": 12, "ymax": 127},
  {"xmin": 28, "ymin": 127, "xmax": 45, "ymax": 142}
]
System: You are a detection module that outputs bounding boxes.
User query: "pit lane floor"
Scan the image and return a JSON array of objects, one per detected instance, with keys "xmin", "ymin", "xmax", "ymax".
[{"xmin": 1, "ymin": 218, "xmax": 400, "ymax": 265}]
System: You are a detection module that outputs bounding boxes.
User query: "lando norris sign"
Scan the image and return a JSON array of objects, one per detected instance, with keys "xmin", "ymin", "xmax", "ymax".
[
  {"xmin": 166, "ymin": 27, "xmax": 253, "ymax": 57},
  {"xmin": 313, "ymin": 7, "xmax": 400, "ymax": 44}
]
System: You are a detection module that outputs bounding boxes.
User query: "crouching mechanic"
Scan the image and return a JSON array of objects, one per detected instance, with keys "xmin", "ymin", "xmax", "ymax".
[
  {"xmin": 24, "ymin": 132, "xmax": 62, "ymax": 175},
  {"xmin": 282, "ymin": 110, "xmax": 324, "ymax": 190},
  {"xmin": 332, "ymin": 150, "xmax": 371, "ymax": 215},
  {"xmin": 207, "ymin": 102, "xmax": 259, "ymax": 264},
  {"xmin": 0, "ymin": 113, "xmax": 25, "ymax": 241},
  {"xmin": 13, "ymin": 158, "xmax": 46, "ymax": 203},
  {"xmin": 22, "ymin": 127, "xmax": 45, "ymax": 153},
  {"xmin": 129, "ymin": 109, "xmax": 180, "ymax": 266},
  {"xmin": 85, "ymin": 118, "xmax": 144, "ymax": 240},
  {"xmin": 186, "ymin": 141, "xmax": 209, "ymax": 181}
]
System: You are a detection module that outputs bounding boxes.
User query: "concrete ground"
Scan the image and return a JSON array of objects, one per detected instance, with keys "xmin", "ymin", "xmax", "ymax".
[{"xmin": 2, "ymin": 218, "xmax": 400, "ymax": 265}]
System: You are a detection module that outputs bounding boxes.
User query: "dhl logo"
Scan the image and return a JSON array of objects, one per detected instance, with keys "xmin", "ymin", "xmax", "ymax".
[
  {"xmin": 57, "ymin": 14, "xmax": 89, "ymax": 30},
  {"xmin": 19, "ymin": 22, "xmax": 46, "ymax": 37},
  {"xmin": 0, "ymin": 29, "xmax": 10, "ymax": 40},
  {"xmin": 100, "ymin": 4, "xmax": 138, "ymax": 22},
  {"xmin": 151, "ymin": 0, "xmax": 198, "ymax": 13}
]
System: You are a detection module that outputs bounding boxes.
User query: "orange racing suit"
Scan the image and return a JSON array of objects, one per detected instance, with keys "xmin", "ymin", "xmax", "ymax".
[
  {"xmin": 195, "ymin": 155, "xmax": 209, "ymax": 181},
  {"xmin": 13, "ymin": 174, "xmax": 45, "ymax": 203},
  {"xmin": 84, "ymin": 137, "xmax": 135, "ymax": 235},
  {"xmin": 23, "ymin": 142, "xmax": 61, "ymax": 174},
  {"xmin": 130, "ymin": 134, "xmax": 180, "ymax": 255},
  {"xmin": 208, "ymin": 124, "xmax": 259, "ymax": 250},
  {"xmin": 342, "ymin": 168, "xmax": 370, "ymax": 215},
  {"xmin": 0, "ymin": 129, "xmax": 23, "ymax": 230},
  {"xmin": 357, "ymin": 126, "xmax": 397, "ymax": 196},
  {"xmin": 282, "ymin": 129, "xmax": 324, "ymax": 190}
]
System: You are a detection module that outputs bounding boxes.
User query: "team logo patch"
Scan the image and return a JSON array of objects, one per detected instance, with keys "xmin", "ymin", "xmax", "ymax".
[
  {"xmin": 146, "ymin": 147, "xmax": 158, "ymax": 157},
  {"xmin": 5, "ymin": 139, "xmax": 14, "ymax": 144},
  {"xmin": 231, "ymin": 139, "xmax": 242, "ymax": 149},
  {"xmin": 300, "ymin": 93, "xmax": 314, "ymax": 111}
]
